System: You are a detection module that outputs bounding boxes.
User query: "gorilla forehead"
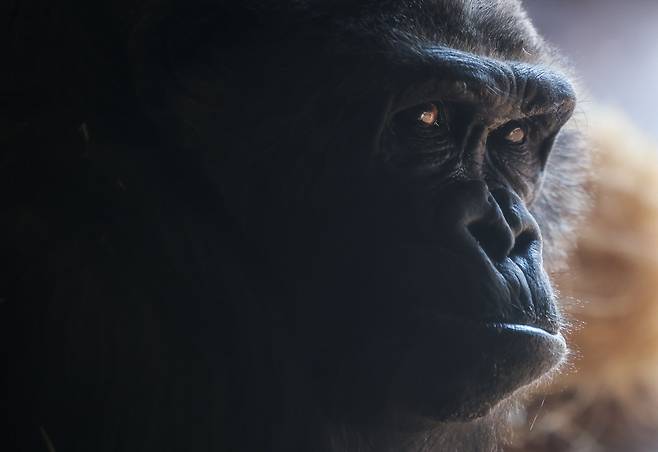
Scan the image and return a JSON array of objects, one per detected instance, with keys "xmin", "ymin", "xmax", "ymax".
[
  {"xmin": 352, "ymin": 0, "xmax": 541, "ymax": 58},
  {"xmin": 251, "ymin": 0, "xmax": 545, "ymax": 62}
]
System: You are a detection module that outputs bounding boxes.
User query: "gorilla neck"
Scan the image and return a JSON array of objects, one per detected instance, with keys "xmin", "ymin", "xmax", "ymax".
[
  {"xmin": 267, "ymin": 396, "xmax": 517, "ymax": 452},
  {"xmin": 317, "ymin": 410, "xmax": 512, "ymax": 452}
]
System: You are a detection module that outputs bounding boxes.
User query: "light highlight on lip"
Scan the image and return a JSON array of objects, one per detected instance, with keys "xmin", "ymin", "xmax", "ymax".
[{"xmin": 486, "ymin": 322, "xmax": 565, "ymax": 340}]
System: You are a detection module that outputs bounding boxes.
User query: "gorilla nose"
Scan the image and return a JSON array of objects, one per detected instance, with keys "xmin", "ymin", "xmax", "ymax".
[{"xmin": 466, "ymin": 187, "xmax": 538, "ymax": 262}]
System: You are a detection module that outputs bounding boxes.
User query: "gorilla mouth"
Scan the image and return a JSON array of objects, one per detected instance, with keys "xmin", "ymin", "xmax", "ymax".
[
  {"xmin": 398, "ymin": 229, "xmax": 561, "ymax": 337},
  {"xmin": 391, "ymin": 315, "xmax": 567, "ymax": 421},
  {"xmin": 444, "ymin": 319, "xmax": 566, "ymax": 420},
  {"xmin": 490, "ymin": 257, "xmax": 560, "ymax": 334}
]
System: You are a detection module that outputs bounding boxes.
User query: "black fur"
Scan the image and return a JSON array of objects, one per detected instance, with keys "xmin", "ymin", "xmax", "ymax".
[{"xmin": 5, "ymin": 1, "xmax": 588, "ymax": 451}]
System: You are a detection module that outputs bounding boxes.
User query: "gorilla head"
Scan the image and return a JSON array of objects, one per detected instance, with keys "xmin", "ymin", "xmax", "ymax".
[{"xmin": 7, "ymin": 0, "xmax": 588, "ymax": 451}]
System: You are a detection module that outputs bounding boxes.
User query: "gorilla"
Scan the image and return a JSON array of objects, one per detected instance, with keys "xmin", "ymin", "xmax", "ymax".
[{"xmin": 5, "ymin": 0, "xmax": 588, "ymax": 451}]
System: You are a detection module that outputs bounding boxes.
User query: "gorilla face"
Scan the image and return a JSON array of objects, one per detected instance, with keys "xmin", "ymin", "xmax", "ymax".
[
  {"xmin": 179, "ymin": 1, "xmax": 577, "ymax": 426},
  {"xmin": 4, "ymin": 0, "xmax": 591, "ymax": 450}
]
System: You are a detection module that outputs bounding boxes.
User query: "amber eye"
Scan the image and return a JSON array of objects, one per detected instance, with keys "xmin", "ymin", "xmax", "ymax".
[
  {"xmin": 418, "ymin": 103, "xmax": 440, "ymax": 126},
  {"xmin": 504, "ymin": 126, "xmax": 526, "ymax": 144}
]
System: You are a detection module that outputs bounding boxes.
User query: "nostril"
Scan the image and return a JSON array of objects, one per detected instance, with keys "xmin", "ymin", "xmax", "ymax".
[
  {"xmin": 459, "ymin": 186, "xmax": 537, "ymax": 262},
  {"xmin": 510, "ymin": 229, "xmax": 536, "ymax": 257},
  {"xmin": 467, "ymin": 220, "xmax": 513, "ymax": 262}
]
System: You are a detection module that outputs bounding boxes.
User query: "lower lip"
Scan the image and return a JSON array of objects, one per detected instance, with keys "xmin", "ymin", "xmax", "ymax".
[
  {"xmin": 483, "ymin": 321, "xmax": 568, "ymax": 363},
  {"xmin": 392, "ymin": 317, "xmax": 568, "ymax": 420},
  {"xmin": 431, "ymin": 316, "xmax": 569, "ymax": 378},
  {"xmin": 485, "ymin": 322, "xmax": 565, "ymax": 340},
  {"xmin": 479, "ymin": 321, "xmax": 568, "ymax": 372}
]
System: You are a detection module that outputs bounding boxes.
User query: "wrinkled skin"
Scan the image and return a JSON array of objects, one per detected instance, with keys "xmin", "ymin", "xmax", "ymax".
[{"xmin": 6, "ymin": 1, "xmax": 587, "ymax": 451}]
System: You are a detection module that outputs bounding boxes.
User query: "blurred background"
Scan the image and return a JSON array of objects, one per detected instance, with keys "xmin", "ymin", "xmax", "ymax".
[
  {"xmin": 526, "ymin": 0, "xmax": 658, "ymax": 142},
  {"xmin": 508, "ymin": 2, "xmax": 658, "ymax": 451}
]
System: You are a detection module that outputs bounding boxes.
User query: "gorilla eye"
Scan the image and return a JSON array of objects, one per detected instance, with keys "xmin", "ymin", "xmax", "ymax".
[
  {"xmin": 391, "ymin": 101, "xmax": 450, "ymax": 140},
  {"xmin": 418, "ymin": 103, "xmax": 440, "ymax": 126},
  {"xmin": 504, "ymin": 126, "xmax": 526, "ymax": 144}
]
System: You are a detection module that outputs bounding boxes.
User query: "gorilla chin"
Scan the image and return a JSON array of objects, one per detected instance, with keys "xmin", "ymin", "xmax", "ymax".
[{"xmin": 392, "ymin": 317, "xmax": 567, "ymax": 422}]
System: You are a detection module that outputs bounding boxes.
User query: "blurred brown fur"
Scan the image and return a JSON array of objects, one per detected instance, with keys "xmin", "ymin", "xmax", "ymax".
[{"xmin": 509, "ymin": 110, "xmax": 658, "ymax": 451}]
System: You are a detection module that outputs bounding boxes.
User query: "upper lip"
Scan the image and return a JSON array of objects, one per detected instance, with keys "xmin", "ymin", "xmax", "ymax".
[
  {"xmin": 496, "ymin": 257, "xmax": 560, "ymax": 334},
  {"xmin": 402, "ymin": 240, "xmax": 560, "ymax": 334}
]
